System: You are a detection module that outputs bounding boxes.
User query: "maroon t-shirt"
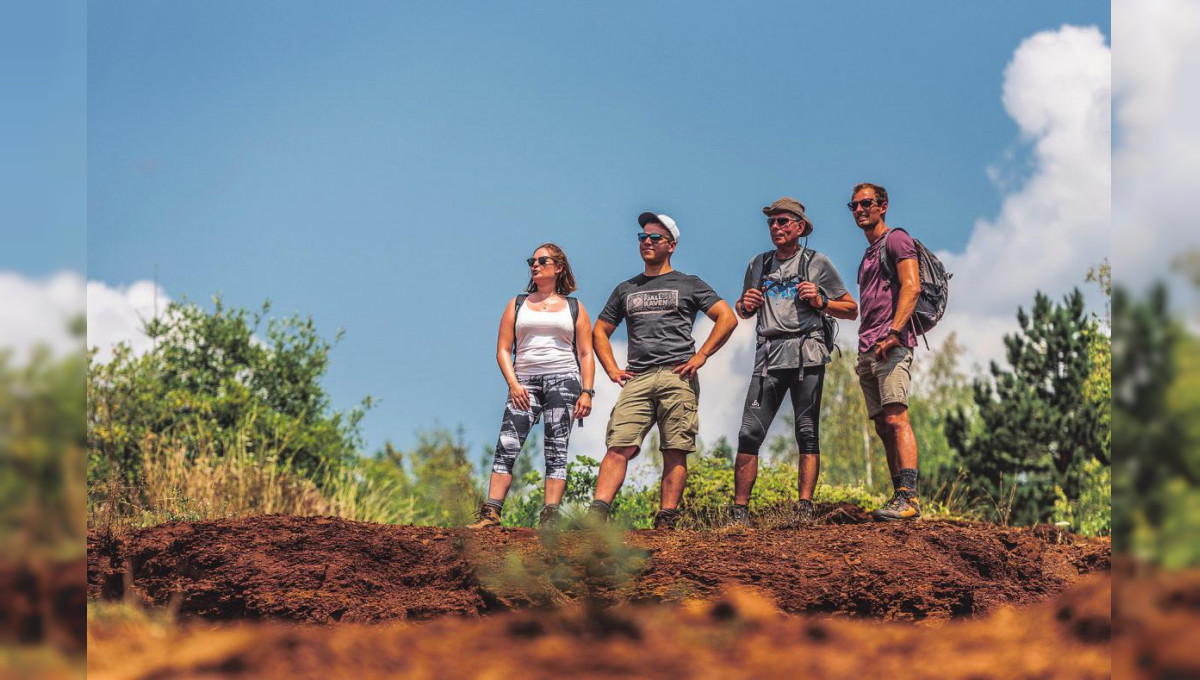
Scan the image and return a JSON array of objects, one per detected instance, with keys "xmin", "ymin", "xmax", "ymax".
[{"xmin": 856, "ymin": 228, "xmax": 918, "ymax": 354}]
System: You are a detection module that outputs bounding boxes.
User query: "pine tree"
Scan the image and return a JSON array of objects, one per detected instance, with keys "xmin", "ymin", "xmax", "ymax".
[{"xmin": 947, "ymin": 289, "xmax": 1107, "ymax": 525}]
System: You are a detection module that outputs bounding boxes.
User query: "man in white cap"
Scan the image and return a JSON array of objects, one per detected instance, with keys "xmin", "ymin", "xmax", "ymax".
[{"xmin": 589, "ymin": 211, "xmax": 738, "ymax": 529}]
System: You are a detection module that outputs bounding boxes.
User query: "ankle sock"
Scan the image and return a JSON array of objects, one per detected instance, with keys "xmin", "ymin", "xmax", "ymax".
[
  {"xmin": 898, "ymin": 468, "xmax": 919, "ymax": 495},
  {"xmin": 485, "ymin": 499, "xmax": 504, "ymax": 511},
  {"xmin": 891, "ymin": 474, "xmax": 901, "ymax": 492}
]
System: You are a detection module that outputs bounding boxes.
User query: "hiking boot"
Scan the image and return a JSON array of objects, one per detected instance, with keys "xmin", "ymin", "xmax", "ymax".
[
  {"xmin": 466, "ymin": 502, "xmax": 502, "ymax": 529},
  {"xmin": 538, "ymin": 504, "xmax": 561, "ymax": 531},
  {"xmin": 871, "ymin": 489, "xmax": 921, "ymax": 521},
  {"xmin": 587, "ymin": 500, "xmax": 611, "ymax": 524},
  {"xmin": 728, "ymin": 504, "xmax": 751, "ymax": 528},
  {"xmin": 795, "ymin": 499, "xmax": 815, "ymax": 525},
  {"xmin": 653, "ymin": 508, "xmax": 681, "ymax": 530}
]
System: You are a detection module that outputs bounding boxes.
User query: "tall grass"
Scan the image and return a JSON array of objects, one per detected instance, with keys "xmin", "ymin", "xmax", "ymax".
[{"xmin": 88, "ymin": 434, "xmax": 415, "ymax": 533}]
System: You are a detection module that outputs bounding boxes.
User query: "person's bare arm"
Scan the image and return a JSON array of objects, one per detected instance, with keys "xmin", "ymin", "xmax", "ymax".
[
  {"xmin": 872, "ymin": 258, "xmax": 921, "ymax": 358},
  {"xmin": 593, "ymin": 318, "xmax": 635, "ymax": 386},
  {"xmin": 573, "ymin": 303, "xmax": 596, "ymax": 420},
  {"xmin": 673, "ymin": 300, "xmax": 738, "ymax": 379},
  {"xmin": 496, "ymin": 298, "xmax": 530, "ymax": 410},
  {"xmin": 798, "ymin": 281, "xmax": 858, "ymax": 320}
]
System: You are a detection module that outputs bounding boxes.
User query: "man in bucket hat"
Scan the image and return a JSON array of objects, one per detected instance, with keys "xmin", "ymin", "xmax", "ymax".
[{"xmin": 729, "ymin": 197, "xmax": 858, "ymax": 527}]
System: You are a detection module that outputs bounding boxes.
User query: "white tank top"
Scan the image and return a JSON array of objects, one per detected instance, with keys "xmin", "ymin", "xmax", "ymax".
[{"xmin": 514, "ymin": 302, "xmax": 578, "ymax": 375}]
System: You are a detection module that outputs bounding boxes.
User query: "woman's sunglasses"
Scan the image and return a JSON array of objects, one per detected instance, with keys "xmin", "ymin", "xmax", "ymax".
[{"xmin": 527, "ymin": 256, "xmax": 557, "ymax": 267}]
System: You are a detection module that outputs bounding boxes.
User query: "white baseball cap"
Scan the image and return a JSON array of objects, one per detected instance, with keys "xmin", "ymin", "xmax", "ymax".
[{"xmin": 637, "ymin": 212, "xmax": 680, "ymax": 241}]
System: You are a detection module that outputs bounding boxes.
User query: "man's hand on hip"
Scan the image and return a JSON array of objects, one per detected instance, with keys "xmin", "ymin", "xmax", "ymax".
[
  {"xmin": 672, "ymin": 353, "xmax": 708, "ymax": 379},
  {"xmin": 608, "ymin": 367, "xmax": 636, "ymax": 386}
]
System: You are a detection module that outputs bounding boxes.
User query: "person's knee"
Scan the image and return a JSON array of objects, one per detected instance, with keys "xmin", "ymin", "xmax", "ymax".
[
  {"xmin": 881, "ymin": 405, "xmax": 910, "ymax": 432},
  {"xmin": 661, "ymin": 449, "xmax": 689, "ymax": 469},
  {"xmin": 794, "ymin": 420, "xmax": 819, "ymax": 453},
  {"xmin": 606, "ymin": 445, "xmax": 640, "ymax": 461},
  {"xmin": 872, "ymin": 418, "xmax": 889, "ymax": 439},
  {"xmin": 738, "ymin": 418, "xmax": 768, "ymax": 455}
]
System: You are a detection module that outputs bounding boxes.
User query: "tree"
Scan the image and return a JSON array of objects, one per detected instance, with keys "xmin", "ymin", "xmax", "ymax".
[
  {"xmin": 1, "ymin": 323, "xmax": 87, "ymax": 553},
  {"xmin": 947, "ymin": 289, "xmax": 1107, "ymax": 526},
  {"xmin": 87, "ymin": 298, "xmax": 370, "ymax": 483}
]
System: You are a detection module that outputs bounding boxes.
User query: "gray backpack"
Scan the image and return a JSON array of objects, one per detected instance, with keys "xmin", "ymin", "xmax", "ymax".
[{"xmin": 878, "ymin": 228, "xmax": 952, "ymax": 344}]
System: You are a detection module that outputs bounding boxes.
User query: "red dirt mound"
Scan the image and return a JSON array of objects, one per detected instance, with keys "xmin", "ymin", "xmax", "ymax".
[
  {"xmin": 1113, "ymin": 561, "xmax": 1200, "ymax": 678},
  {"xmin": 87, "ymin": 516, "xmax": 485, "ymax": 623},
  {"xmin": 86, "ymin": 572, "xmax": 1113, "ymax": 680},
  {"xmin": 88, "ymin": 514, "xmax": 1109, "ymax": 625},
  {"xmin": 0, "ymin": 558, "xmax": 87, "ymax": 653}
]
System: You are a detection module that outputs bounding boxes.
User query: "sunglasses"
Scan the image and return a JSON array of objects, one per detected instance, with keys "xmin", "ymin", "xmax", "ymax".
[
  {"xmin": 637, "ymin": 232, "xmax": 673, "ymax": 243},
  {"xmin": 767, "ymin": 217, "xmax": 798, "ymax": 227},
  {"xmin": 847, "ymin": 198, "xmax": 882, "ymax": 211},
  {"xmin": 526, "ymin": 256, "xmax": 557, "ymax": 267}
]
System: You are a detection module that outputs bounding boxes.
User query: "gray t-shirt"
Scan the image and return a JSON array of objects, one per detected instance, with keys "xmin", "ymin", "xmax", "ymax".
[
  {"xmin": 741, "ymin": 248, "xmax": 848, "ymax": 370},
  {"xmin": 599, "ymin": 270, "xmax": 722, "ymax": 372}
]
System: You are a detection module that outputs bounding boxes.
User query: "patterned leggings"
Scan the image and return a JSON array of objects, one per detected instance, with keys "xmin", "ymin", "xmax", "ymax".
[{"xmin": 492, "ymin": 372, "xmax": 582, "ymax": 481}]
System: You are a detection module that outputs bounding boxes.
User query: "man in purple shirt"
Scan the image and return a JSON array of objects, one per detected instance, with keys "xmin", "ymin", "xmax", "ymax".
[{"xmin": 851, "ymin": 183, "xmax": 922, "ymax": 521}]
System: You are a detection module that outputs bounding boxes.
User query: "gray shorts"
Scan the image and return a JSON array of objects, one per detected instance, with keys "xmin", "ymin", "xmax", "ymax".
[{"xmin": 856, "ymin": 347, "xmax": 914, "ymax": 419}]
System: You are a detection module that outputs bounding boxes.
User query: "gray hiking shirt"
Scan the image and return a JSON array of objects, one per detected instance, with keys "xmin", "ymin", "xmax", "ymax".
[{"xmin": 741, "ymin": 248, "xmax": 848, "ymax": 370}]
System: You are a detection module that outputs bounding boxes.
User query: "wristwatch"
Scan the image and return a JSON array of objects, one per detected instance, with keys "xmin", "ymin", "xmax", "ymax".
[
  {"xmin": 581, "ymin": 388, "xmax": 596, "ymax": 397},
  {"xmin": 886, "ymin": 328, "xmax": 902, "ymax": 338}
]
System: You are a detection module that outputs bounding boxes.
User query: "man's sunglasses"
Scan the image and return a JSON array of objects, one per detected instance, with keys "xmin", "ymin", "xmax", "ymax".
[
  {"xmin": 847, "ymin": 198, "xmax": 882, "ymax": 211},
  {"xmin": 767, "ymin": 217, "xmax": 798, "ymax": 227},
  {"xmin": 527, "ymin": 256, "xmax": 557, "ymax": 267},
  {"xmin": 637, "ymin": 232, "xmax": 673, "ymax": 243}
]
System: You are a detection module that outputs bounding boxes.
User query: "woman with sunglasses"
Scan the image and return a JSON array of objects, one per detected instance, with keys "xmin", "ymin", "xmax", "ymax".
[{"xmin": 468, "ymin": 243, "xmax": 596, "ymax": 530}]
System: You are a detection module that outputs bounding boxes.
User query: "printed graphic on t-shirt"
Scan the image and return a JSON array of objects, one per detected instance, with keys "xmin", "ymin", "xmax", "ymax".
[
  {"xmin": 626, "ymin": 290, "xmax": 679, "ymax": 315},
  {"xmin": 764, "ymin": 273, "xmax": 801, "ymax": 301}
]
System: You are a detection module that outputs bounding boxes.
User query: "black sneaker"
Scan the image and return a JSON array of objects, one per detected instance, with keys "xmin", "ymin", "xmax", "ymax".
[
  {"xmin": 871, "ymin": 489, "xmax": 921, "ymax": 521},
  {"xmin": 728, "ymin": 504, "xmax": 751, "ymax": 528},
  {"xmin": 538, "ymin": 504, "xmax": 562, "ymax": 531},
  {"xmin": 653, "ymin": 508, "xmax": 681, "ymax": 530}
]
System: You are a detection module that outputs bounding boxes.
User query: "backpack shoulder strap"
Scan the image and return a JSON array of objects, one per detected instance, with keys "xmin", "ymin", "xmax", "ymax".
[
  {"xmin": 755, "ymin": 251, "xmax": 774, "ymax": 289},
  {"xmin": 511, "ymin": 293, "xmax": 529, "ymax": 355},
  {"xmin": 878, "ymin": 229, "xmax": 898, "ymax": 283},
  {"xmin": 799, "ymin": 247, "xmax": 816, "ymax": 283},
  {"xmin": 567, "ymin": 296, "xmax": 580, "ymax": 369}
]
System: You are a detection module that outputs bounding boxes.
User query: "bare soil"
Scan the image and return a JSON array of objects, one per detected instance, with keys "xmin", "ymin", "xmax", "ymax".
[
  {"xmin": 0, "ymin": 557, "xmax": 86, "ymax": 653},
  {"xmin": 87, "ymin": 513, "xmax": 1109, "ymax": 624},
  {"xmin": 86, "ymin": 572, "xmax": 1114, "ymax": 680}
]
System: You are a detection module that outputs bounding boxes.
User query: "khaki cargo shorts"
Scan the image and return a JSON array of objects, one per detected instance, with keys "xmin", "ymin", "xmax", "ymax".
[
  {"xmin": 605, "ymin": 366, "xmax": 700, "ymax": 453},
  {"xmin": 856, "ymin": 347, "xmax": 914, "ymax": 419}
]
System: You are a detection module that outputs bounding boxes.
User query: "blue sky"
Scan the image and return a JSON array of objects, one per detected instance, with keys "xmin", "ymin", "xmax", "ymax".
[
  {"xmin": 1, "ymin": 1, "xmax": 85, "ymax": 274},
  {"xmin": 78, "ymin": 2, "xmax": 1111, "ymax": 459}
]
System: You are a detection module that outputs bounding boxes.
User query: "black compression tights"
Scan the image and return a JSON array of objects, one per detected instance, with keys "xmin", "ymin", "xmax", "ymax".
[{"xmin": 737, "ymin": 366, "xmax": 825, "ymax": 455}]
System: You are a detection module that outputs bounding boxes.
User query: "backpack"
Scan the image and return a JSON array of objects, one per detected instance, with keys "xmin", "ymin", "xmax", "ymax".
[
  {"xmin": 878, "ymin": 228, "xmax": 952, "ymax": 345},
  {"xmin": 752, "ymin": 249, "xmax": 838, "ymax": 353},
  {"xmin": 512, "ymin": 293, "xmax": 581, "ymax": 370}
]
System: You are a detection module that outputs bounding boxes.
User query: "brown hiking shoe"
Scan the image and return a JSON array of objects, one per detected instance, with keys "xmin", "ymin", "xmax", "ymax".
[
  {"xmin": 466, "ymin": 502, "xmax": 502, "ymax": 529},
  {"xmin": 871, "ymin": 489, "xmax": 921, "ymax": 521},
  {"xmin": 538, "ymin": 504, "xmax": 561, "ymax": 531},
  {"xmin": 653, "ymin": 508, "xmax": 681, "ymax": 530}
]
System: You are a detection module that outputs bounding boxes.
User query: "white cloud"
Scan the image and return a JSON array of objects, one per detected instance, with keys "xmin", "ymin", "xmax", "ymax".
[
  {"xmin": 85, "ymin": 279, "xmax": 170, "ymax": 362},
  {"xmin": 937, "ymin": 24, "xmax": 1112, "ymax": 370},
  {"xmin": 1111, "ymin": 0, "xmax": 1200, "ymax": 308},
  {"xmin": 0, "ymin": 270, "xmax": 85, "ymax": 362}
]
